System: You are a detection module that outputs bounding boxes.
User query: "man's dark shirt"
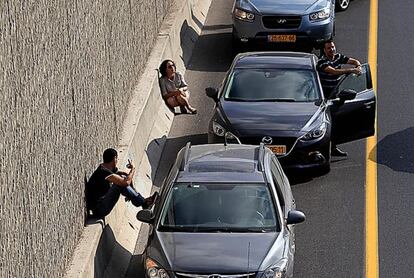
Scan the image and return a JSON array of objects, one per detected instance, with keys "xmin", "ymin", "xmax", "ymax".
[
  {"xmin": 317, "ymin": 53, "xmax": 349, "ymax": 97},
  {"xmin": 86, "ymin": 165, "xmax": 116, "ymax": 209}
]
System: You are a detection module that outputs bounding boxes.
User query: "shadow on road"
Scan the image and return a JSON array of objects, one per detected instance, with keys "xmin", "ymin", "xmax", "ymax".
[
  {"xmin": 186, "ymin": 30, "xmax": 317, "ymax": 73},
  {"xmin": 94, "ymin": 225, "xmax": 132, "ymax": 278},
  {"xmin": 371, "ymin": 127, "xmax": 414, "ymax": 174},
  {"xmin": 146, "ymin": 135, "xmax": 168, "ymax": 181},
  {"xmin": 153, "ymin": 133, "xmax": 208, "ymax": 188},
  {"xmin": 124, "ymin": 223, "xmax": 150, "ymax": 278},
  {"xmin": 186, "ymin": 31, "xmax": 235, "ymax": 72},
  {"xmin": 287, "ymin": 156, "xmax": 347, "ymax": 185},
  {"xmin": 145, "ymin": 133, "xmax": 208, "ymax": 190}
]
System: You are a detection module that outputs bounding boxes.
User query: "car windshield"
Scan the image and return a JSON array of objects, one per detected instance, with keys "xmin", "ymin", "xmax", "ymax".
[
  {"xmin": 158, "ymin": 183, "xmax": 278, "ymax": 232},
  {"xmin": 224, "ymin": 68, "xmax": 321, "ymax": 102}
]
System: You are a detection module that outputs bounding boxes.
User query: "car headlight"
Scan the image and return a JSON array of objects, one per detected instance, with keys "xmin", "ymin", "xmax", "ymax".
[
  {"xmin": 234, "ymin": 8, "xmax": 255, "ymax": 22},
  {"xmin": 261, "ymin": 258, "xmax": 288, "ymax": 278},
  {"xmin": 212, "ymin": 121, "xmax": 241, "ymax": 143},
  {"xmin": 213, "ymin": 121, "xmax": 226, "ymax": 137},
  {"xmin": 301, "ymin": 122, "xmax": 327, "ymax": 141},
  {"xmin": 309, "ymin": 7, "xmax": 330, "ymax": 21},
  {"xmin": 261, "ymin": 268, "xmax": 285, "ymax": 278},
  {"xmin": 146, "ymin": 258, "xmax": 170, "ymax": 278}
]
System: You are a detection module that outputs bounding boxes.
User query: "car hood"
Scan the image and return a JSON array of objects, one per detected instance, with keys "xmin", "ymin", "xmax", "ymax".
[
  {"xmin": 220, "ymin": 101, "xmax": 319, "ymax": 135},
  {"xmin": 151, "ymin": 232, "xmax": 279, "ymax": 273},
  {"xmin": 243, "ymin": 0, "xmax": 327, "ymax": 14}
]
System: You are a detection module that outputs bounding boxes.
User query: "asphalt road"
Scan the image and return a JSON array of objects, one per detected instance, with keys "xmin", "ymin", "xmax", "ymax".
[
  {"xmin": 377, "ymin": 1, "xmax": 414, "ymax": 277},
  {"xmin": 125, "ymin": 0, "xmax": 414, "ymax": 277}
]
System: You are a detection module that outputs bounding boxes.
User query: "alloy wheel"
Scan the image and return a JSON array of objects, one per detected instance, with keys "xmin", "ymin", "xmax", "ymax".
[{"xmin": 336, "ymin": 0, "xmax": 350, "ymax": 11}]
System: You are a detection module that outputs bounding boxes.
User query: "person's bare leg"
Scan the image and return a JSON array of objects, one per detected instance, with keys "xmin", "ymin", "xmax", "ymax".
[
  {"xmin": 166, "ymin": 96, "xmax": 180, "ymax": 108},
  {"xmin": 176, "ymin": 95, "xmax": 196, "ymax": 113}
]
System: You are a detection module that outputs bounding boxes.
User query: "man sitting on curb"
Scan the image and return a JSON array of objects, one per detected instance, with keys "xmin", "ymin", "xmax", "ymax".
[{"xmin": 86, "ymin": 148, "xmax": 158, "ymax": 218}]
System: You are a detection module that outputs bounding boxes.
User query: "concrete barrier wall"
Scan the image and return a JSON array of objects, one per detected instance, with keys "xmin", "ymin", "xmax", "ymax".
[
  {"xmin": 65, "ymin": 1, "xmax": 211, "ymax": 277},
  {"xmin": 0, "ymin": 0, "xmax": 210, "ymax": 277}
]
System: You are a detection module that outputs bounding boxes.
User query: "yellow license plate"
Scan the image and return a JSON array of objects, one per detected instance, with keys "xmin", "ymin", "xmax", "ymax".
[
  {"xmin": 268, "ymin": 145, "xmax": 287, "ymax": 155},
  {"xmin": 267, "ymin": 34, "xmax": 296, "ymax": 43}
]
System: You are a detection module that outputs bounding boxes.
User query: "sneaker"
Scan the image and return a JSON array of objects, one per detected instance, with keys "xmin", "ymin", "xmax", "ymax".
[
  {"xmin": 142, "ymin": 192, "xmax": 159, "ymax": 209},
  {"xmin": 331, "ymin": 146, "xmax": 348, "ymax": 157}
]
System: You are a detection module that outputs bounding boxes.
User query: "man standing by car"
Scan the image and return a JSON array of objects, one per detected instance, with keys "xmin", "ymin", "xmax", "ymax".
[
  {"xmin": 317, "ymin": 39, "xmax": 362, "ymax": 157},
  {"xmin": 86, "ymin": 148, "xmax": 157, "ymax": 218}
]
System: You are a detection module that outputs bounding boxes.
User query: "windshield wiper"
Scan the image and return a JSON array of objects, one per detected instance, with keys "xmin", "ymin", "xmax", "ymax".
[
  {"xmin": 194, "ymin": 226, "xmax": 271, "ymax": 233},
  {"xmin": 159, "ymin": 225, "xmax": 275, "ymax": 233},
  {"xmin": 195, "ymin": 227, "xmax": 232, "ymax": 232},
  {"xmin": 254, "ymin": 98, "xmax": 296, "ymax": 102},
  {"xmin": 158, "ymin": 225, "xmax": 196, "ymax": 232},
  {"xmin": 225, "ymin": 97, "xmax": 253, "ymax": 102}
]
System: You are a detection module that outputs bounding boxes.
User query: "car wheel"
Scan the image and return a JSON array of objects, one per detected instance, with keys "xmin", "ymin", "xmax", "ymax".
[
  {"xmin": 318, "ymin": 160, "xmax": 331, "ymax": 175},
  {"xmin": 231, "ymin": 27, "xmax": 241, "ymax": 54},
  {"xmin": 300, "ymin": 44, "xmax": 314, "ymax": 54},
  {"xmin": 232, "ymin": 27, "xmax": 250, "ymax": 54},
  {"xmin": 336, "ymin": 0, "xmax": 350, "ymax": 11}
]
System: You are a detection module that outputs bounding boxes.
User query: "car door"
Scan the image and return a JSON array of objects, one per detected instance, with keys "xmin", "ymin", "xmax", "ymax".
[{"xmin": 330, "ymin": 63, "xmax": 376, "ymax": 144}]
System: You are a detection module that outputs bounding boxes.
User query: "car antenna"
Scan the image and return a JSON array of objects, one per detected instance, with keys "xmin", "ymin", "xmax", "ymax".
[
  {"xmin": 179, "ymin": 142, "xmax": 191, "ymax": 171},
  {"xmin": 257, "ymin": 143, "xmax": 265, "ymax": 172},
  {"xmin": 247, "ymin": 241, "xmax": 251, "ymax": 274},
  {"xmin": 224, "ymin": 132, "xmax": 228, "ymax": 147}
]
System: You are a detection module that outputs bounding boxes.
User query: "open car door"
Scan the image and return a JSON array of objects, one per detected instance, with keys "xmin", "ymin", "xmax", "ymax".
[{"xmin": 330, "ymin": 63, "xmax": 376, "ymax": 144}]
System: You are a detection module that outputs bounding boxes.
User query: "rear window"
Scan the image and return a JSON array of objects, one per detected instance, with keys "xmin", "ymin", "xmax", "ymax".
[{"xmin": 224, "ymin": 68, "xmax": 321, "ymax": 102}]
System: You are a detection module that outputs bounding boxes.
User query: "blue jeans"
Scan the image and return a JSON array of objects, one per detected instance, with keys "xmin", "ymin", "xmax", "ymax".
[{"xmin": 93, "ymin": 185, "xmax": 145, "ymax": 218}]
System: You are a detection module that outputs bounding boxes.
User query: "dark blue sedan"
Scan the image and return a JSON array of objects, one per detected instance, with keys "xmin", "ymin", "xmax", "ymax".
[{"xmin": 206, "ymin": 52, "xmax": 376, "ymax": 173}]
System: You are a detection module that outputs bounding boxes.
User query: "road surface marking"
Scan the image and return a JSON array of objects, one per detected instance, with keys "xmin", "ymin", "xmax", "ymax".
[{"xmin": 366, "ymin": 0, "xmax": 378, "ymax": 277}]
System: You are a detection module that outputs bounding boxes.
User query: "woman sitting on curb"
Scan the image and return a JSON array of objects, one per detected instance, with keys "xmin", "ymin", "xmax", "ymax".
[{"xmin": 159, "ymin": 59, "xmax": 197, "ymax": 114}]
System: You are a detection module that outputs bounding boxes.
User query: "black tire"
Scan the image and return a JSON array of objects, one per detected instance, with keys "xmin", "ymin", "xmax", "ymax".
[
  {"xmin": 231, "ymin": 27, "xmax": 241, "ymax": 54},
  {"xmin": 304, "ymin": 46, "xmax": 314, "ymax": 54},
  {"xmin": 318, "ymin": 161, "xmax": 331, "ymax": 175},
  {"xmin": 336, "ymin": 0, "xmax": 350, "ymax": 11},
  {"xmin": 231, "ymin": 27, "xmax": 251, "ymax": 54}
]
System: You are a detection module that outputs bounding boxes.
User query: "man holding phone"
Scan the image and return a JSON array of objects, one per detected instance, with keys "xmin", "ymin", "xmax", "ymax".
[{"xmin": 86, "ymin": 148, "xmax": 158, "ymax": 218}]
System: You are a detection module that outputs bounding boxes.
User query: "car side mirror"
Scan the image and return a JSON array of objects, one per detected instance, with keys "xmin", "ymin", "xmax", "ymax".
[
  {"xmin": 205, "ymin": 87, "xmax": 219, "ymax": 101},
  {"xmin": 136, "ymin": 209, "xmax": 154, "ymax": 224},
  {"xmin": 338, "ymin": 89, "xmax": 357, "ymax": 102},
  {"xmin": 286, "ymin": 210, "xmax": 306, "ymax": 225}
]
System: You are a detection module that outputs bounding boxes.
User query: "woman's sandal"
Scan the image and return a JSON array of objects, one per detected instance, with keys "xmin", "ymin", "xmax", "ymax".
[
  {"xmin": 179, "ymin": 106, "xmax": 187, "ymax": 114},
  {"xmin": 189, "ymin": 108, "xmax": 197, "ymax": 114}
]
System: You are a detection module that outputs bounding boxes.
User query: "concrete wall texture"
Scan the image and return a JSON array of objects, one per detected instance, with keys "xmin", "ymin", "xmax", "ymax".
[{"xmin": 0, "ymin": 1, "xmax": 171, "ymax": 277}]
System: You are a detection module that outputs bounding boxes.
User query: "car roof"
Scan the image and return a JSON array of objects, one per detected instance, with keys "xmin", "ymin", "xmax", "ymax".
[
  {"xmin": 233, "ymin": 51, "xmax": 316, "ymax": 70},
  {"xmin": 175, "ymin": 144, "xmax": 267, "ymax": 183}
]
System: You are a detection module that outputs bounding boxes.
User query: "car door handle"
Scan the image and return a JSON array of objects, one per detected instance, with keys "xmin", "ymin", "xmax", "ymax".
[{"xmin": 364, "ymin": 101, "xmax": 375, "ymax": 108}]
